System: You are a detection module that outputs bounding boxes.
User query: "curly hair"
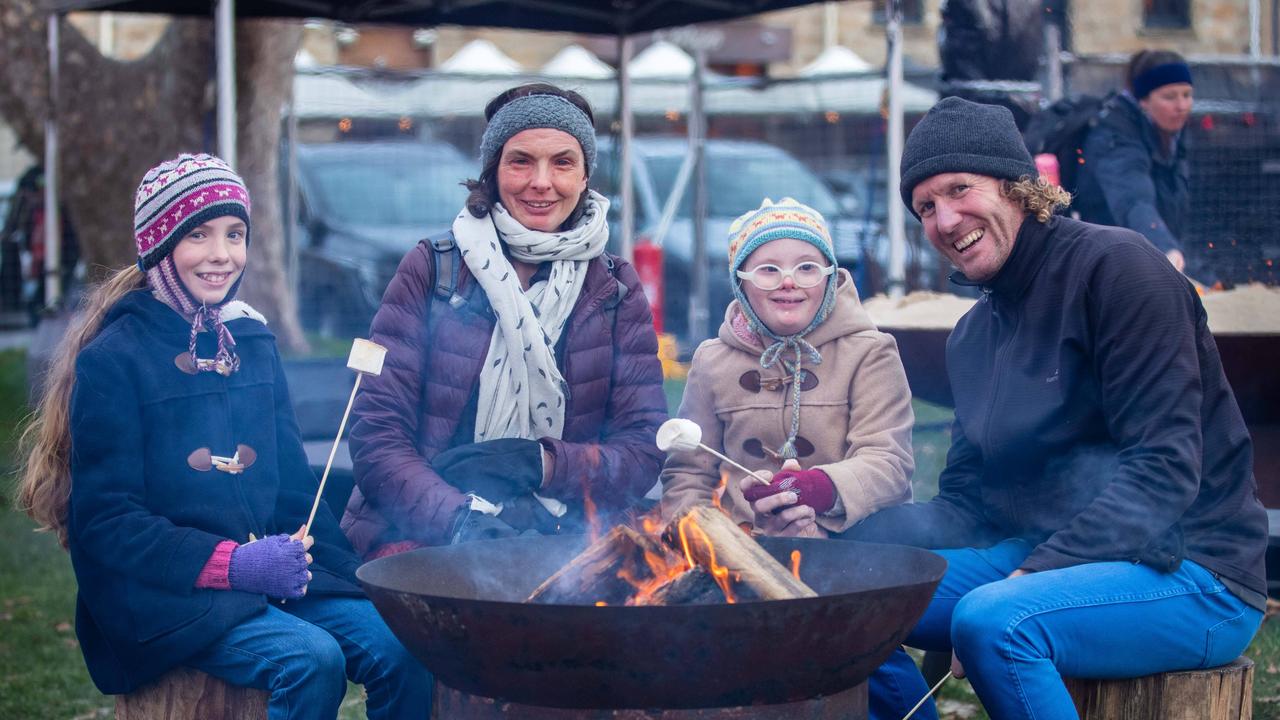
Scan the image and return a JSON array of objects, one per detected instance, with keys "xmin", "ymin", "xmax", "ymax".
[{"xmin": 1001, "ymin": 176, "xmax": 1072, "ymax": 223}]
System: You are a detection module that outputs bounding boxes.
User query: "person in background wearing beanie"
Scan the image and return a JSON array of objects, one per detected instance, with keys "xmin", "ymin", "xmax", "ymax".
[
  {"xmin": 662, "ymin": 198, "xmax": 914, "ymax": 537},
  {"xmin": 16, "ymin": 154, "xmax": 430, "ymax": 719},
  {"xmin": 845, "ymin": 97, "xmax": 1266, "ymax": 720},
  {"xmin": 341, "ymin": 83, "xmax": 666, "ymax": 557},
  {"xmin": 1074, "ymin": 49, "xmax": 1193, "ymax": 272}
]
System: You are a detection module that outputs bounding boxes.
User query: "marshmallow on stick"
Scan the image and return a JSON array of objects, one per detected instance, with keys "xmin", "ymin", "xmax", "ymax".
[
  {"xmin": 656, "ymin": 418, "xmax": 770, "ymax": 486},
  {"xmin": 302, "ymin": 339, "xmax": 387, "ymax": 538}
]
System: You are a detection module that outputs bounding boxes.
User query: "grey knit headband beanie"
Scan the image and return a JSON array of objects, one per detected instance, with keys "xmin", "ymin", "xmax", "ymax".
[
  {"xmin": 479, "ymin": 94, "xmax": 597, "ymax": 172},
  {"xmin": 899, "ymin": 97, "xmax": 1037, "ymax": 215}
]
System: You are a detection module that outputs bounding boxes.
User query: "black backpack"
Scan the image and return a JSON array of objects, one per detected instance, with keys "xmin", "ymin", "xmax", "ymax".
[{"xmin": 1022, "ymin": 93, "xmax": 1117, "ymax": 194}]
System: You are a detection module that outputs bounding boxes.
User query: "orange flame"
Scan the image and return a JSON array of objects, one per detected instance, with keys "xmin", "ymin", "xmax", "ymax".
[
  {"xmin": 677, "ymin": 514, "xmax": 736, "ymax": 603},
  {"xmin": 595, "ymin": 601, "xmax": 607, "ymax": 607},
  {"xmin": 790, "ymin": 550, "xmax": 802, "ymax": 581},
  {"xmin": 713, "ymin": 470, "xmax": 729, "ymax": 510},
  {"xmin": 582, "ymin": 488, "xmax": 601, "ymax": 544},
  {"xmin": 641, "ymin": 514, "xmax": 662, "ymax": 535}
]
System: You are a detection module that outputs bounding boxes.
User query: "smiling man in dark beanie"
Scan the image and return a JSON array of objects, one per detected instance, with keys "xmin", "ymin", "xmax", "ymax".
[{"xmin": 848, "ymin": 96, "xmax": 1267, "ymax": 720}]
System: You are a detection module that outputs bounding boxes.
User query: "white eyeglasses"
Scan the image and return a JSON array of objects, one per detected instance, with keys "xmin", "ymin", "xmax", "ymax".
[{"xmin": 736, "ymin": 261, "xmax": 835, "ymax": 290}]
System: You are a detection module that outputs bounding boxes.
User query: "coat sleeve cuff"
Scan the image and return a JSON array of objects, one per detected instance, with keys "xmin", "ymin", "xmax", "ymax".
[{"xmin": 194, "ymin": 540, "xmax": 238, "ymax": 589}]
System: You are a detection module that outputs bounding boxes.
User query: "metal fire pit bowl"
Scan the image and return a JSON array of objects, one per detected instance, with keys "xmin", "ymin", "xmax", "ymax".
[{"xmin": 357, "ymin": 535, "xmax": 945, "ymax": 710}]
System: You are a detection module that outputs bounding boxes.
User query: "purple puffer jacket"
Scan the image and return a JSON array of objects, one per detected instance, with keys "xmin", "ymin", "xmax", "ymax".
[{"xmin": 340, "ymin": 238, "xmax": 668, "ymax": 557}]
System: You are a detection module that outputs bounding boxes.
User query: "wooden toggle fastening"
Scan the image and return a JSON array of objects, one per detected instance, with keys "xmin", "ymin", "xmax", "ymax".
[
  {"xmin": 738, "ymin": 369, "xmax": 818, "ymax": 393},
  {"xmin": 187, "ymin": 444, "xmax": 257, "ymax": 474}
]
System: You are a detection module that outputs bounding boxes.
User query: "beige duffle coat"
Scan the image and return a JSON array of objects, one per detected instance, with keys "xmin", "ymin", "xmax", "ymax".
[{"xmin": 661, "ymin": 271, "xmax": 915, "ymax": 533}]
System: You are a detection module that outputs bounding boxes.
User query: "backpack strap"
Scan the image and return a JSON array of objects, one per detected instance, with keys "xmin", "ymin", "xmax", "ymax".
[
  {"xmin": 600, "ymin": 254, "xmax": 629, "ymax": 331},
  {"xmin": 426, "ymin": 231, "xmax": 465, "ymax": 309}
]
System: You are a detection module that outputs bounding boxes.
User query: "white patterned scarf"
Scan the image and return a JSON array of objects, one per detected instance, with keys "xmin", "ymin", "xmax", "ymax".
[{"xmin": 451, "ymin": 190, "xmax": 610, "ymax": 444}]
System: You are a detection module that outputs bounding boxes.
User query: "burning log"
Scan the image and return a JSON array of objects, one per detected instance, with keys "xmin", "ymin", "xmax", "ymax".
[
  {"xmin": 668, "ymin": 506, "xmax": 817, "ymax": 601},
  {"xmin": 526, "ymin": 526, "xmax": 671, "ymax": 605},
  {"xmin": 635, "ymin": 567, "xmax": 727, "ymax": 606}
]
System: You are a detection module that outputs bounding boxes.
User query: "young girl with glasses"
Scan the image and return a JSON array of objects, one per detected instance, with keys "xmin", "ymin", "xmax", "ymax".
[{"xmin": 661, "ymin": 197, "xmax": 915, "ymax": 537}]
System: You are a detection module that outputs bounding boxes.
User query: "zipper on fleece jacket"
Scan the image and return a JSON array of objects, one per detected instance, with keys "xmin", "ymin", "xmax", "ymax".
[{"xmin": 979, "ymin": 288, "xmax": 1023, "ymax": 528}]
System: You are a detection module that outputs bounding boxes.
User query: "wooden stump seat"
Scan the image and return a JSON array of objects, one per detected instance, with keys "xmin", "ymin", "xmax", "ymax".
[
  {"xmin": 115, "ymin": 666, "xmax": 267, "ymax": 719},
  {"xmin": 1064, "ymin": 656, "xmax": 1254, "ymax": 720}
]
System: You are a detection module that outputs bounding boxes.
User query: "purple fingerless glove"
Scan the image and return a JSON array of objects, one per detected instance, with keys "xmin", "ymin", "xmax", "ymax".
[
  {"xmin": 742, "ymin": 468, "xmax": 837, "ymax": 514},
  {"xmin": 228, "ymin": 534, "xmax": 309, "ymax": 599}
]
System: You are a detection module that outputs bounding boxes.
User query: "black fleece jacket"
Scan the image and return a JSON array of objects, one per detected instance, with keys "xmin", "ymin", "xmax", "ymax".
[{"xmin": 852, "ymin": 215, "xmax": 1266, "ymax": 606}]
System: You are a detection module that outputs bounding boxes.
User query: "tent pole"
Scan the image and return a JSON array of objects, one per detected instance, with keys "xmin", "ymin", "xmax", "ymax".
[
  {"xmin": 44, "ymin": 13, "xmax": 61, "ymax": 309},
  {"xmin": 216, "ymin": 0, "xmax": 237, "ymax": 166},
  {"xmin": 885, "ymin": 0, "xmax": 906, "ymax": 299},
  {"xmin": 688, "ymin": 46, "xmax": 710, "ymax": 341},
  {"xmin": 1250, "ymin": 0, "xmax": 1261, "ymax": 58},
  {"xmin": 618, "ymin": 34, "xmax": 635, "ymax": 262}
]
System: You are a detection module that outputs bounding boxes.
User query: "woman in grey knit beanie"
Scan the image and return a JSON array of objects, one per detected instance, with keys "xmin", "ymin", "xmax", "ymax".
[{"xmin": 342, "ymin": 83, "xmax": 667, "ymax": 556}]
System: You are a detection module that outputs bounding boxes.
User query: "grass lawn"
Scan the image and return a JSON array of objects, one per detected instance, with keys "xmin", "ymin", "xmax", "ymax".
[{"xmin": 2, "ymin": 358, "xmax": 1278, "ymax": 718}]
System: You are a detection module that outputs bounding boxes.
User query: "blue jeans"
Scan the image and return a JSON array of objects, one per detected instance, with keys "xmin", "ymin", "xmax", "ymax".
[
  {"xmin": 186, "ymin": 596, "xmax": 431, "ymax": 720},
  {"xmin": 869, "ymin": 539, "xmax": 1262, "ymax": 720}
]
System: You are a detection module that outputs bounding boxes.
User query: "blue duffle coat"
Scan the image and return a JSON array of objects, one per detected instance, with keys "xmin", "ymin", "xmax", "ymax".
[{"xmin": 67, "ymin": 289, "xmax": 362, "ymax": 694}]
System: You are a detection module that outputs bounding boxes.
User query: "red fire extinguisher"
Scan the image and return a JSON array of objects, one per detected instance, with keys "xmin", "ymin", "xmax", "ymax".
[
  {"xmin": 632, "ymin": 238, "xmax": 664, "ymax": 334},
  {"xmin": 1034, "ymin": 153, "xmax": 1061, "ymax": 189}
]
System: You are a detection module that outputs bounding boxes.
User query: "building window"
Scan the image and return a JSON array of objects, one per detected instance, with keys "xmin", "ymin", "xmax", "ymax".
[
  {"xmin": 1144, "ymin": 0, "xmax": 1191, "ymax": 28},
  {"xmin": 874, "ymin": 0, "xmax": 924, "ymax": 24}
]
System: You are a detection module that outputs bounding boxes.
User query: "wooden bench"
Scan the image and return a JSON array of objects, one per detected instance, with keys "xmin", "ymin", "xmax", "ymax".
[
  {"xmin": 1064, "ymin": 656, "xmax": 1254, "ymax": 720},
  {"xmin": 115, "ymin": 667, "xmax": 267, "ymax": 719}
]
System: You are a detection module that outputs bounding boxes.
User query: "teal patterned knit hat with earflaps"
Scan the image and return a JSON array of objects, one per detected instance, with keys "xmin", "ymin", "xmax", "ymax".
[{"xmin": 726, "ymin": 197, "xmax": 838, "ymax": 460}]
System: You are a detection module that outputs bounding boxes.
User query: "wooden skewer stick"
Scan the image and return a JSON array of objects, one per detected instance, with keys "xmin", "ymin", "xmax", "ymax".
[
  {"xmin": 301, "ymin": 339, "xmax": 387, "ymax": 540},
  {"xmin": 901, "ymin": 670, "xmax": 952, "ymax": 720},
  {"xmin": 656, "ymin": 419, "xmax": 770, "ymax": 485},
  {"xmin": 696, "ymin": 443, "xmax": 771, "ymax": 486}
]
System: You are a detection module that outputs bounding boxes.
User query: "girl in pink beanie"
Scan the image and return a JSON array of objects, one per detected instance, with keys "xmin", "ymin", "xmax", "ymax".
[{"xmin": 18, "ymin": 154, "xmax": 429, "ymax": 719}]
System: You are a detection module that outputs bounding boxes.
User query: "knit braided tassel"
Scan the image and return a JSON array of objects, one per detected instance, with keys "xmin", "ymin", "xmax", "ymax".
[
  {"xmin": 760, "ymin": 339, "xmax": 821, "ymax": 460},
  {"xmin": 190, "ymin": 305, "xmax": 240, "ymax": 376}
]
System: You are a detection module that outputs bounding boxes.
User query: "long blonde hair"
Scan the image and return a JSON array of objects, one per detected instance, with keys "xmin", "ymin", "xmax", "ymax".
[{"xmin": 16, "ymin": 266, "xmax": 146, "ymax": 547}]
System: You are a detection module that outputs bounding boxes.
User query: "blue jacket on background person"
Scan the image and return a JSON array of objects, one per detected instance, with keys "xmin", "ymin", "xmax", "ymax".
[{"xmin": 1074, "ymin": 92, "xmax": 1190, "ymax": 257}]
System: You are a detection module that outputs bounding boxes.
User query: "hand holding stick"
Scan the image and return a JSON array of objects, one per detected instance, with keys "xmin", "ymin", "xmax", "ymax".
[
  {"xmin": 301, "ymin": 339, "xmax": 387, "ymax": 539},
  {"xmin": 656, "ymin": 419, "xmax": 771, "ymax": 486}
]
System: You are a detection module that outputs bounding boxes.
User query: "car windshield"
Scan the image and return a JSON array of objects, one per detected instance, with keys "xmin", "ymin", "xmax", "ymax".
[
  {"xmin": 646, "ymin": 151, "xmax": 840, "ymax": 219},
  {"xmin": 306, "ymin": 155, "xmax": 472, "ymax": 227}
]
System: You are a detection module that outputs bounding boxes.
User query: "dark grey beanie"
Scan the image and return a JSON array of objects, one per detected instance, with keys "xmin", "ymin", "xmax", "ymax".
[{"xmin": 899, "ymin": 97, "xmax": 1037, "ymax": 214}]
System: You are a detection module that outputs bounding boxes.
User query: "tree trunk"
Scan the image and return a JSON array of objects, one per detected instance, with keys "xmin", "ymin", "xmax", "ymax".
[
  {"xmin": 0, "ymin": 3, "xmax": 307, "ymax": 351},
  {"xmin": 1064, "ymin": 656, "xmax": 1253, "ymax": 720},
  {"xmin": 115, "ymin": 667, "xmax": 267, "ymax": 720},
  {"xmin": 235, "ymin": 20, "xmax": 306, "ymax": 351}
]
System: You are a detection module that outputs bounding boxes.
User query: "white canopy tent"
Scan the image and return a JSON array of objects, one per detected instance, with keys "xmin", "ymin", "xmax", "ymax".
[
  {"xmin": 799, "ymin": 44, "xmax": 873, "ymax": 75},
  {"xmin": 438, "ymin": 38, "xmax": 523, "ymax": 75},
  {"xmin": 44, "ymin": 0, "xmax": 923, "ymax": 313},
  {"xmin": 289, "ymin": 67, "xmax": 937, "ymax": 119},
  {"xmin": 541, "ymin": 44, "xmax": 615, "ymax": 79}
]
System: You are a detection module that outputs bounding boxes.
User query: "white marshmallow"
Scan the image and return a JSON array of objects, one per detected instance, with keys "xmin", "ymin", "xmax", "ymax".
[
  {"xmin": 656, "ymin": 418, "xmax": 703, "ymax": 453},
  {"xmin": 347, "ymin": 338, "xmax": 387, "ymax": 376}
]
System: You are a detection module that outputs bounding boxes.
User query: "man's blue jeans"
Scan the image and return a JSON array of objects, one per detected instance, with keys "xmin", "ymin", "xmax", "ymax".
[
  {"xmin": 186, "ymin": 596, "xmax": 431, "ymax": 720},
  {"xmin": 869, "ymin": 539, "xmax": 1262, "ymax": 720}
]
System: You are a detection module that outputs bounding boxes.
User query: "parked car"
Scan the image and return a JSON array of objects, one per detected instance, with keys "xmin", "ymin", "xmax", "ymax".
[
  {"xmin": 292, "ymin": 140, "xmax": 475, "ymax": 336},
  {"xmin": 593, "ymin": 136, "xmax": 879, "ymax": 348}
]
